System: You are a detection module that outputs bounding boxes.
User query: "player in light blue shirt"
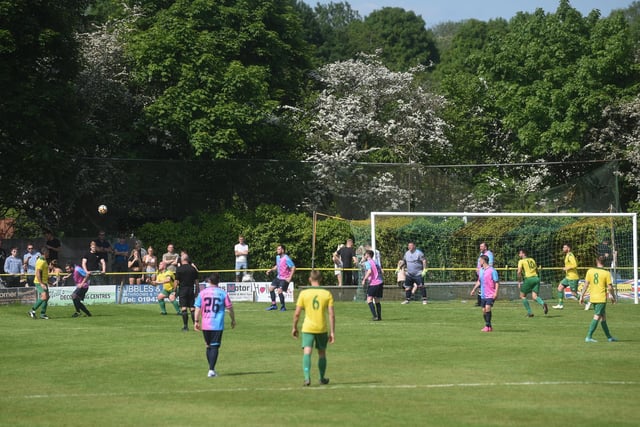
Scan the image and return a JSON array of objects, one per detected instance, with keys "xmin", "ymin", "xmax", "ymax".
[{"xmin": 194, "ymin": 273, "xmax": 236, "ymax": 378}]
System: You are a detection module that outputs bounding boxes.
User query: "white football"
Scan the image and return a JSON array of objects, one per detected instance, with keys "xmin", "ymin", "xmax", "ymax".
[{"xmin": 98, "ymin": 204, "xmax": 108, "ymax": 215}]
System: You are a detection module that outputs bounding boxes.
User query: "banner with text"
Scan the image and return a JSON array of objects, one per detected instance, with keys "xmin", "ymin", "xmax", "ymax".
[
  {"xmin": 254, "ymin": 282, "xmax": 294, "ymax": 303},
  {"xmin": 119, "ymin": 284, "xmax": 163, "ymax": 304},
  {"xmin": 47, "ymin": 286, "xmax": 117, "ymax": 306}
]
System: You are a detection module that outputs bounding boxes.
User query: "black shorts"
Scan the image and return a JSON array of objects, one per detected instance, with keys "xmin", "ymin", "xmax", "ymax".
[
  {"xmin": 404, "ymin": 273, "xmax": 424, "ymax": 288},
  {"xmin": 178, "ymin": 288, "xmax": 195, "ymax": 308},
  {"xmin": 367, "ymin": 283, "xmax": 384, "ymax": 298},
  {"xmin": 270, "ymin": 278, "xmax": 289, "ymax": 290},
  {"xmin": 72, "ymin": 287, "xmax": 89, "ymax": 301},
  {"xmin": 203, "ymin": 330, "xmax": 224, "ymax": 347}
]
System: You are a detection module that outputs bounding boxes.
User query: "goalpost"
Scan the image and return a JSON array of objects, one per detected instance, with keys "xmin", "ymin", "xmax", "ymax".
[{"xmin": 370, "ymin": 212, "xmax": 639, "ymax": 304}]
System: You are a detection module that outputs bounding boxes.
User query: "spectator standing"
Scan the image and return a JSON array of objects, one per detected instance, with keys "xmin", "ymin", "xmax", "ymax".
[
  {"xmin": 94, "ymin": 231, "xmax": 112, "ymax": 266},
  {"xmin": 127, "ymin": 247, "xmax": 143, "ymax": 284},
  {"xmin": 48, "ymin": 260, "xmax": 63, "ymax": 287},
  {"xmin": 395, "ymin": 259, "xmax": 406, "ymax": 289},
  {"xmin": 335, "ymin": 239, "xmax": 357, "ymax": 286},
  {"xmin": 162, "ymin": 243, "xmax": 179, "ymax": 273},
  {"xmin": 94, "ymin": 231, "xmax": 111, "ymax": 285},
  {"xmin": 194, "ymin": 273, "xmax": 236, "ymax": 378},
  {"xmin": 44, "ymin": 229, "xmax": 61, "ymax": 264},
  {"xmin": 143, "ymin": 246, "xmax": 157, "ymax": 283},
  {"xmin": 332, "ymin": 244, "xmax": 344, "ymax": 286},
  {"xmin": 23, "ymin": 243, "xmax": 40, "ymax": 287},
  {"xmin": 82, "ymin": 241, "xmax": 107, "ymax": 286},
  {"xmin": 234, "ymin": 235, "xmax": 249, "ymax": 282},
  {"xmin": 112, "ymin": 236, "xmax": 129, "ymax": 285},
  {"xmin": 0, "ymin": 238, "xmax": 7, "ymax": 275},
  {"xmin": 4, "ymin": 247, "xmax": 22, "ymax": 287}
]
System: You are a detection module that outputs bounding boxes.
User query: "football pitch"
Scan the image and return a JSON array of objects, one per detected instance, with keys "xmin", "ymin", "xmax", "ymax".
[{"xmin": 1, "ymin": 299, "xmax": 638, "ymax": 426}]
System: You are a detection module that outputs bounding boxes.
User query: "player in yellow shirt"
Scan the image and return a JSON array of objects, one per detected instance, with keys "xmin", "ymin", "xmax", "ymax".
[
  {"xmin": 579, "ymin": 256, "xmax": 617, "ymax": 342},
  {"xmin": 28, "ymin": 248, "xmax": 50, "ymax": 319},
  {"xmin": 517, "ymin": 249, "xmax": 548, "ymax": 317},
  {"xmin": 292, "ymin": 270, "xmax": 335, "ymax": 387},
  {"xmin": 154, "ymin": 261, "xmax": 180, "ymax": 315},
  {"xmin": 553, "ymin": 244, "xmax": 579, "ymax": 309}
]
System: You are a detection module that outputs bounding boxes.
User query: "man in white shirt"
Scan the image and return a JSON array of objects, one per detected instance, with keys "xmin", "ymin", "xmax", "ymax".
[{"xmin": 234, "ymin": 235, "xmax": 249, "ymax": 282}]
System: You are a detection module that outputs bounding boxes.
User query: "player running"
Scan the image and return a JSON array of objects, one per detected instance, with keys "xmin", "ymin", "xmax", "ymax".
[
  {"xmin": 517, "ymin": 249, "xmax": 548, "ymax": 317},
  {"xmin": 553, "ymin": 244, "xmax": 579, "ymax": 309}
]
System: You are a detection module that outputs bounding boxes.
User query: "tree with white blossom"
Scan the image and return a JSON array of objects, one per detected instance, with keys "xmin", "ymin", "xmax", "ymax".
[
  {"xmin": 591, "ymin": 96, "xmax": 640, "ymax": 202},
  {"xmin": 294, "ymin": 53, "xmax": 449, "ymax": 213}
]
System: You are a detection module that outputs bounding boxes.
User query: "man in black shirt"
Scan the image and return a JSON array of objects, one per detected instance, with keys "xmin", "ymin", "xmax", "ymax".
[
  {"xmin": 82, "ymin": 241, "xmax": 106, "ymax": 277},
  {"xmin": 336, "ymin": 239, "xmax": 358, "ymax": 286},
  {"xmin": 44, "ymin": 229, "xmax": 61, "ymax": 264},
  {"xmin": 175, "ymin": 254, "xmax": 199, "ymax": 332}
]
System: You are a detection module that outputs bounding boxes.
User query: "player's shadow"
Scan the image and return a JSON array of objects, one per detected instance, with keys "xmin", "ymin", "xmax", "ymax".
[{"xmin": 223, "ymin": 370, "xmax": 276, "ymax": 377}]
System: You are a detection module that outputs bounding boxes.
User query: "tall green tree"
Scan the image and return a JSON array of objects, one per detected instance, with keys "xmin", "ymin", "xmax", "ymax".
[
  {"xmin": 126, "ymin": 0, "xmax": 312, "ymax": 159},
  {"xmin": 310, "ymin": 1, "xmax": 361, "ymax": 64},
  {"xmin": 436, "ymin": 18, "xmax": 510, "ymax": 166},
  {"xmin": 348, "ymin": 7, "xmax": 439, "ymax": 71},
  {"xmin": 0, "ymin": 0, "xmax": 88, "ymax": 227},
  {"xmin": 484, "ymin": 2, "xmax": 637, "ymax": 161}
]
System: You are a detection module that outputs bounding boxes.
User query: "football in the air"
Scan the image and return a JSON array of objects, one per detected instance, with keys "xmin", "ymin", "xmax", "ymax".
[{"xmin": 98, "ymin": 204, "xmax": 108, "ymax": 215}]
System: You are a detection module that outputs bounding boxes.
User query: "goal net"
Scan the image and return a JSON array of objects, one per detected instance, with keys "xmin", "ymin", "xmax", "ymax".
[{"xmin": 370, "ymin": 212, "xmax": 638, "ymax": 304}]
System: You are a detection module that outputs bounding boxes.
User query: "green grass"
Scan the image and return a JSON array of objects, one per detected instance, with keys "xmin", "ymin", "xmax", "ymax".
[{"xmin": 1, "ymin": 299, "xmax": 638, "ymax": 426}]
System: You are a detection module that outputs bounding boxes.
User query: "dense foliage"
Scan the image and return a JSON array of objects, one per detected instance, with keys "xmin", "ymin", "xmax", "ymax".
[
  {"xmin": 136, "ymin": 205, "xmax": 352, "ymax": 275},
  {"xmin": 2, "ymin": 0, "xmax": 640, "ymax": 238}
]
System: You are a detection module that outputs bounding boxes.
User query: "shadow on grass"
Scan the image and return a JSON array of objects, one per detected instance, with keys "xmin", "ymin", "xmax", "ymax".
[{"xmin": 223, "ymin": 370, "xmax": 276, "ymax": 377}]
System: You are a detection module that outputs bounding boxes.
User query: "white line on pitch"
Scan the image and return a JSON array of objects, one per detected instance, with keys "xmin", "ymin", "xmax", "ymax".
[{"xmin": 9, "ymin": 380, "xmax": 638, "ymax": 400}]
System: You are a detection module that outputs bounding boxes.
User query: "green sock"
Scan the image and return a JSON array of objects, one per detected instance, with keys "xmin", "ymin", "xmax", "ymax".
[
  {"xmin": 303, "ymin": 354, "xmax": 311, "ymax": 380},
  {"xmin": 587, "ymin": 319, "xmax": 598, "ymax": 338},
  {"xmin": 172, "ymin": 300, "xmax": 180, "ymax": 313},
  {"xmin": 318, "ymin": 356, "xmax": 327, "ymax": 380},
  {"xmin": 535, "ymin": 297, "xmax": 545, "ymax": 306},
  {"xmin": 40, "ymin": 300, "xmax": 48, "ymax": 315},
  {"xmin": 558, "ymin": 289, "xmax": 564, "ymax": 305},
  {"xmin": 159, "ymin": 300, "xmax": 166, "ymax": 313},
  {"xmin": 601, "ymin": 320, "xmax": 612, "ymax": 338},
  {"xmin": 522, "ymin": 299, "xmax": 531, "ymax": 314},
  {"xmin": 32, "ymin": 299, "xmax": 43, "ymax": 312}
]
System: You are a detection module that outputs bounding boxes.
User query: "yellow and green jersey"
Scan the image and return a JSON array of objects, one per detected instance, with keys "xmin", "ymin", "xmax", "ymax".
[
  {"xmin": 296, "ymin": 288, "xmax": 334, "ymax": 334},
  {"xmin": 564, "ymin": 252, "xmax": 579, "ymax": 280},
  {"xmin": 34, "ymin": 257, "xmax": 48, "ymax": 285},
  {"xmin": 518, "ymin": 257, "xmax": 538, "ymax": 278},
  {"xmin": 157, "ymin": 271, "xmax": 175, "ymax": 292},
  {"xmin": 584, "ymin": 267, "xmax": 612, "ymax": 304}
]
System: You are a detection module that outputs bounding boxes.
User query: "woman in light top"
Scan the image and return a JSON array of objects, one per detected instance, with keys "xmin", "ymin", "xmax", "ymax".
[{"xmin": 143, "ymin": 246, "xmax": 157, "ymax": 283}]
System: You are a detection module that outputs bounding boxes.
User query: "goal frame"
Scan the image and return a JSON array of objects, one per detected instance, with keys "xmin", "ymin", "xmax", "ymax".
[{"xmin": 371, "ymin": 211, "xmax": 639, "ymax": 304}]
